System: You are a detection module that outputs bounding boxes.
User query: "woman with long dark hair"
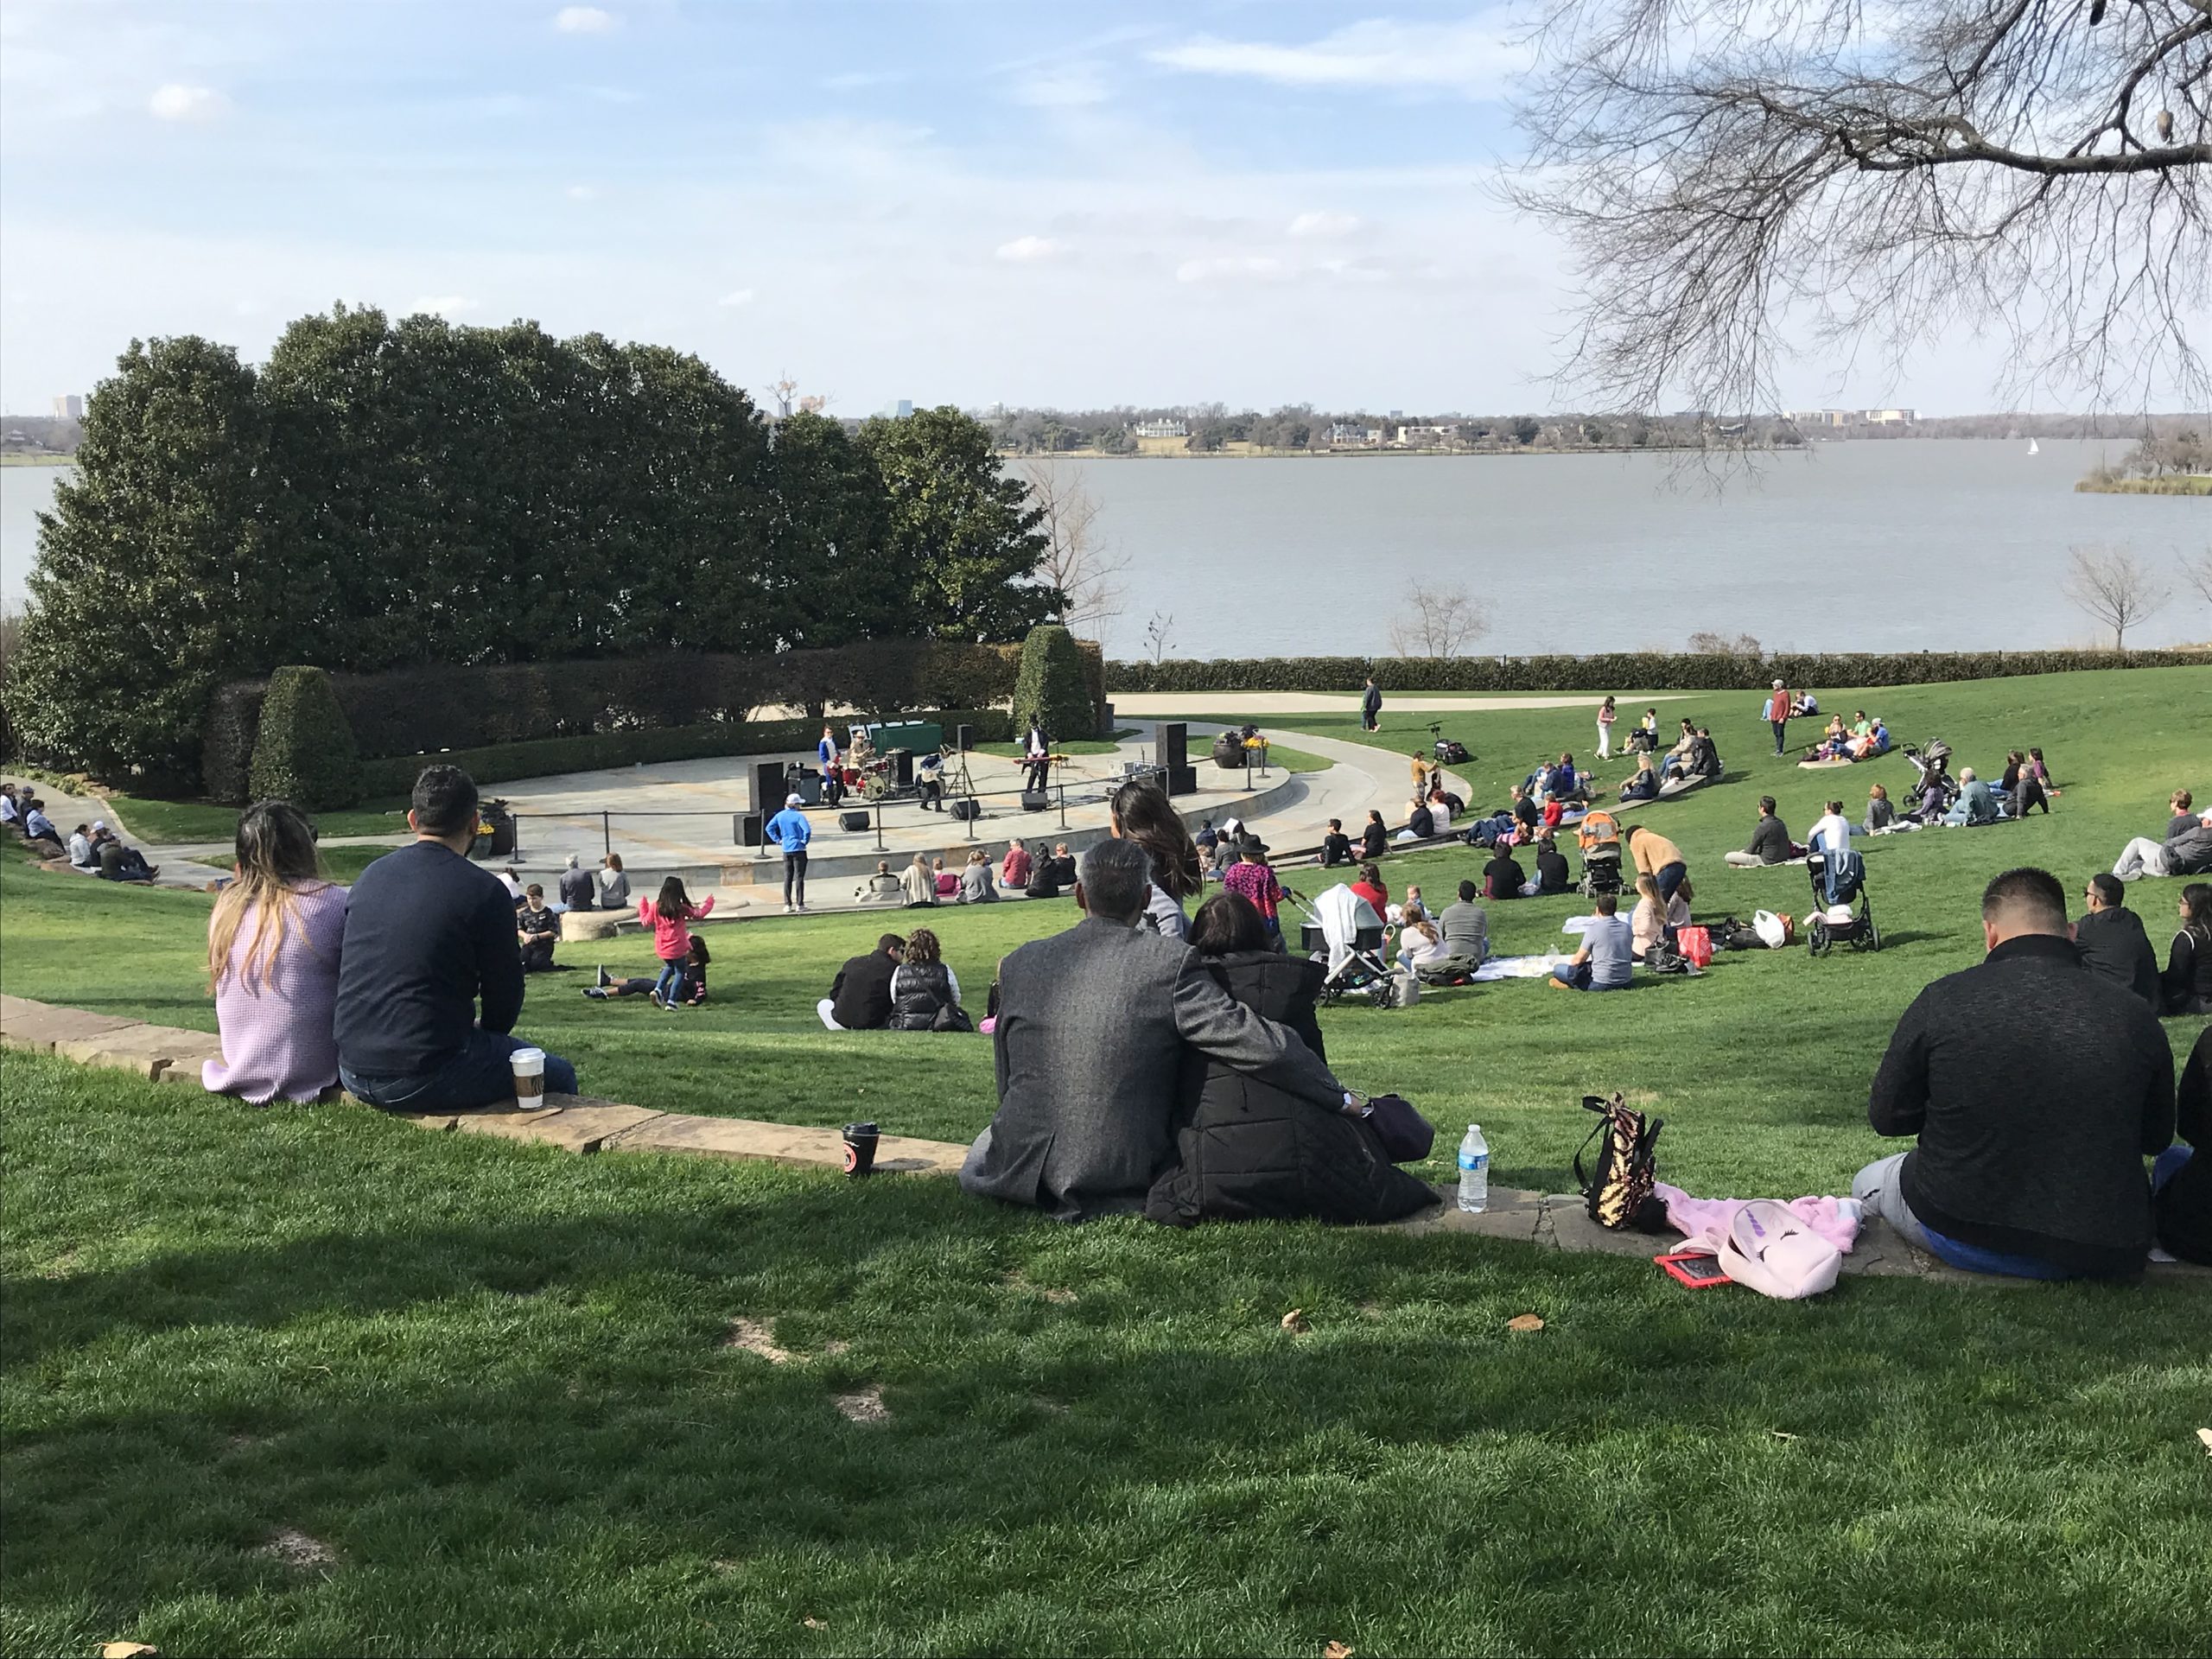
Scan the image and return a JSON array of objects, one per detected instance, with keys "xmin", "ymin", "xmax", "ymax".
[
  {"xmin": 2161, "ymin": 884, "xmax": 2212, "ymax": 1017},
  {"xmin": 204, "ymin": 801, "xmax": 349, "ymax": 1103},
  {"xmin": 1146, "ymin": 892, "xmax": 1432, "ymax": 1228},
  {"xmin": 1109, "ymin": 778, "xmax": 1203, "ymax": 939}
]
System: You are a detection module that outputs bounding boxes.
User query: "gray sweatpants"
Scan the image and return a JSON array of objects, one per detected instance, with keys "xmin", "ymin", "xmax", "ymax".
[{"xmin": 1851, "ymin": 1152, "xmax": 1935, "ymax": 1251}]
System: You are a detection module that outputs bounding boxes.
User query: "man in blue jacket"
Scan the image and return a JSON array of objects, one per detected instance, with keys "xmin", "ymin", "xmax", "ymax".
[{"xmin": 767, "ymin": 791, "xmax": 813, "ymax": 914}]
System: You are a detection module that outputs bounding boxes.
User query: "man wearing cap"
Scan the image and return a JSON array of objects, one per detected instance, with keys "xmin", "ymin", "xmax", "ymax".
[
  {"xmin": 766, "ymin": 793, "xmax": 814, "ymax": 914},
  {"xmin": 1763, "ymin": 679, "xmax": 1792, "ymax": 756}
]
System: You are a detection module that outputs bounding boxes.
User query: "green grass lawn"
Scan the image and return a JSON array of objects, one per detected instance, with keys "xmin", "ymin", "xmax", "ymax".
[
  {"xmin": 976, "ymin": 728, "xmax": 1144, "ymax": 759},
  {"xmin": 85, "ymin": 791, "xmax": 410, "ymax": 845},
  {"xmin": 4, "ymin": 664, "xmax": 2209, "ymax": 1654}
]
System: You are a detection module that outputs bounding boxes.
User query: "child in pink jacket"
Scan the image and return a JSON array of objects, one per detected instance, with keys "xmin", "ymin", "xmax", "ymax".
[{"xmin": 639, "ymin": 877, "xmax": 714, "ymax": 1008}]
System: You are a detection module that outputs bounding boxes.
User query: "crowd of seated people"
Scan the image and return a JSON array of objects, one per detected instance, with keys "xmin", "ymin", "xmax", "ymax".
[
  {"xmin": 2, "ymin": 786, "xmax": 161, "ymax": 880},
  {"xmin": 1805, "ymin": 709, "xmax": 1890, "ymax": 762}
]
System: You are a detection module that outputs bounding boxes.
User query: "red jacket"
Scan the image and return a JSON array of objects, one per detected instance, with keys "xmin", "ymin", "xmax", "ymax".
[{"xmin": 1764, "ymin": 690, "xmax": 1791, "ymax": 722}]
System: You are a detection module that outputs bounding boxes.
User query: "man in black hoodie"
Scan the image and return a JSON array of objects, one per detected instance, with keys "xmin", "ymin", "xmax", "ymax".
[
  {"xmin": 1854, "ymin": 868, "xmax": 2174, "ymax": 1280},
  {"xmin": 2075, "ymin": 874, "xmax": 2160, "ymax": 1009},
  {"xmin": 821, "ymin": 934, "xmax": 905, "ymax": 1030}
]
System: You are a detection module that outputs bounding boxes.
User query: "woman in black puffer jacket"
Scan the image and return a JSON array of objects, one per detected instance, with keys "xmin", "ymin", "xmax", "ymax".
[{"xmin": 1146, "ymin": 893, "xmax": 1436, "ymax": 1228}]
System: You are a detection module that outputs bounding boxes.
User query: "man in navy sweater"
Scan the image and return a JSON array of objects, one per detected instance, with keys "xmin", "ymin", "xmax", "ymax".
[{"xmin": 336, "ymin": 766, "xmax": 578, "ymax": 1110}]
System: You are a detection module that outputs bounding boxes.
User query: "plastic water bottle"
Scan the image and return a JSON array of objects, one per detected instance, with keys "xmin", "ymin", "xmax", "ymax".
[{"xmin": 1458, "ymin": 1123, "xmax": 1490, "ymax": 1213}]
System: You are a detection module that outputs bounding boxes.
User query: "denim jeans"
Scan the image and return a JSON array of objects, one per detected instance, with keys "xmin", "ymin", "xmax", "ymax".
[
  {"xmin": 1770, "ymin": 719, "xmax": 1787, "ymax": 754},
  {"xmin": 1851, "ymin": 1152, "xmax": 2074, "ymax": 1280},
  {"xmin": 653, "ymin": 958, "xmax": 685, "ymax": 1004},
  {"xmin": 1653, "ymin": 860, "xmax": 1688, "ymax": 904},
  {"xmin": 340, "ymin": 1027, "xmax": 577, "ymax": 1112}
]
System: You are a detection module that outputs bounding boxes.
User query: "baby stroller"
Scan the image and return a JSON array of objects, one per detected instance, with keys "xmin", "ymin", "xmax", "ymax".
[
  {"xmin": 1575, "ymin": 809, "xmax": 1624, "ymax": 899},
  {"xmin": 1904, "ymin": 741, "xmax": 1958, "ymax": 817},
  {"xmin": 1806, "ymin": 849, "xmax": 1879, "ymax": 955},
  {"xmin": 1299, "ymin": 885, "xmax": 1401, "ymax": 1009},
  {"xmin": 1429, "ymin": 722, "xmax": 1471, "ymax": 766}
]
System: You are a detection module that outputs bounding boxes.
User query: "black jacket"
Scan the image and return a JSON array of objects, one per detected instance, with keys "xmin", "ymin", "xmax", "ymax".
[
  {"xmin": 1145, "ymin": 952, "xmax": 1435, "ymax": 1228},
  {"xmin": 335, "ymin": 840, "xmax": 524, "ymax": 1079},
  {"xmin": 890, "ymin": 962, "xmax": 957, "ymax": 1030},
  {"xmin": 2161, "ymin": 924, "xmax": 2212, "ymax": 1015},
  {"xmin": 829, "ymin": 948, "xmax": 899, "ymax": 1030},
  {"xmin": 1868, "ymin": 933, "xmax": 2175, "ymax": 1278},
  {"xmin": 2075, "ymin": 906, "xmax": 2160, "ymax": 1010},
  {"xmin": 1355, "ymin": 823, "xmax": 1388, "ymax": 860},
  {"xmin": 1535, "ymin": 849, "xmax": 1571, "ymax": 894},
  {"xmin": 2155, "ymin": 1026, "xmax": 2211, "ymax": 1265}
]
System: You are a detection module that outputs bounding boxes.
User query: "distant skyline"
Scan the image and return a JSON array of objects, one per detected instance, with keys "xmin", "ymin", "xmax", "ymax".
[{"xmin": 3, "ymin": 2, "xmax": 2196, "ymax": 416}]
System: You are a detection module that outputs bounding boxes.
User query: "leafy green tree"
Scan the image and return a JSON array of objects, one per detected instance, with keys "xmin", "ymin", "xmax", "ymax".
[
  {"xmin": 1011, "ymin": 623, "xmax": 1096, "ymax": 742},
  {"xmin": 762, "ymin": 412, "xmax": 902, "ymax": 649},
  {"xmin": 10, "ymin": 335, "xmax": 293, "ymax": 785},
  {"xmin": 248, "ymin": 665, "xmax": 362, "ymax": 809},
  {"xmin": 856, "ymin": 406, "xmax": 1053, "ymax": 643}
]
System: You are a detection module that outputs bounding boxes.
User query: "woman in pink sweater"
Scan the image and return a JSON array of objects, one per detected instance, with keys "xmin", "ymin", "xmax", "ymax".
[
  {"xmin": 204, "ymin": 802, "xmax": 350, "ymax": 1103},
  {"xmin": 639, "ymin": 877, "xmax": 714, "ymax": 1009}
]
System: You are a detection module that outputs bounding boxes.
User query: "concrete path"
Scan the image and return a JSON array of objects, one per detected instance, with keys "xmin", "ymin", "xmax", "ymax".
[
  {"xmin": 0, "ymin": 772, "xmax": 229, "ymax": 891},
  {"xmin": 1116, "ymin": 692, "xmax": 1696, "ymax": 716},
  {"xmin": 11, "ymin": 988, "xmax": 2201, "ymax": 1288}
]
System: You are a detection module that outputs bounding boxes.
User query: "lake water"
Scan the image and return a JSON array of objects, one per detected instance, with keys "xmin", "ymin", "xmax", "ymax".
[{"xmin": 5, "ymin": 439, "xmax": 2203, "ymax": 653}]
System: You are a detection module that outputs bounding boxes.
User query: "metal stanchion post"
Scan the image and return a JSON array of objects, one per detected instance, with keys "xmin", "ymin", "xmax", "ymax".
[
  {"xmin": 1058, "ymin": 779, "xmax": 1068, "ymax": 830},
  {"xmin": 965, "ymin": 798, "xmax": 976, "ymax": 842},
  {"xmin": 601, "ymin": 810, "xmax": 611, "ymax": 860},
  {"xmin": 874, "ymin": 807, "xmax": 886, "ymax": 855}
]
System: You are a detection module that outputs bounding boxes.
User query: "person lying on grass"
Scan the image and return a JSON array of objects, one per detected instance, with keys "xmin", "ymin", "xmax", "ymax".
[
  {"xmin": 205, "ymin": 801, "xmax": 350, "ymax": 1106},
  {"xmin": 1855, "ymin": 866, "xmax": 2173, "ymax": 1282},
  {"xmin": 586, "ymin": 938, "xmax": 707, "ymax": 1004},
  {"xmin": 2112, "ymin": 798, "xmax": 2212, "ymax": 881},
  {"xmin": 961, "ymin": 838, "xmax": 1371, "ymax": 1224},
  {"xmin": 335, "ymin": 764, "xmax": 578, "ymax": 1111},
  {"xmin": 1144, "ymin": 891, "xmax": 1434, "ymax": 1229}
]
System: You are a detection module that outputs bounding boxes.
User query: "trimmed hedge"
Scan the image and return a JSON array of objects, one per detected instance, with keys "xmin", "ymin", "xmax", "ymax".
[
  {"xmin": 350, "ymin": 709, "xmax": 1014, "ymax": 801},
  {"xmin": 1013, "ymin": 625, "xmax": 1099, "ymax": 741},
  {"xmin": 201, "ymin": 639, "xmax": 1095, "ymax": 804},
  {"xmin": 1105, "ymin": 648, "xmax": 2212, "ymax": 695},
  {"xmin": 248, "ymin": 666, "xmax": 362, "ymax": 810}
]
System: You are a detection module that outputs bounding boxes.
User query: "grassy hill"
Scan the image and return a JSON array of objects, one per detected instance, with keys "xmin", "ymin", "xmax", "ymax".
[{"xmin": 2, "ymin": 664, "xmax": 2207, "ymax": 1654}]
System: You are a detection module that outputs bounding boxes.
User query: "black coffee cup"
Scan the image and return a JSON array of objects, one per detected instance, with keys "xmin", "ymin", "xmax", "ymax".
[{"xmin": 842, "ymin": 1121, "xmax": 880, "ymax": 1178}]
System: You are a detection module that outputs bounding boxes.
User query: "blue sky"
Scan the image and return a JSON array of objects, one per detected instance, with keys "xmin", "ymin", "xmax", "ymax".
[{"xmin": 2, "ymin": 0, "xmax": 2019, "ymax": 415}]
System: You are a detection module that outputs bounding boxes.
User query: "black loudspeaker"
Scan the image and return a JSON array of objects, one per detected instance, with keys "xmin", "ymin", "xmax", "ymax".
[
  {"xmin": 838, "ymin": 810, "xmax": 870, "ymax": 832},
  {"xmin": 1160, "ymin": 721, "xmax": 1188, "ymax": 774},
  {"xmin": 1020, "ymin": 789, "xmax": 1049, "ymax": 813},
  {"xmin": 753, "ymin": 762, "xmax": 788, "ymax": 810},
  {"xmin": 956, "ymin": 723, "xmax": 977, "ymax": 753},
  {"xmin": 738, "ymin": 811, "xmax": 765, "ymax": 848},
  {"xmin": 950, "ymin": 798, "xmax": 982, "ymax": 821},
  {"xmin": 1166, "ymin": 766, "xmax": 1198, "ymax": 797},
  {"xmin": 892, "ymin": 751, "xmax": 914, "ymax": 787},
  {"xmin": 796, "ymin": 774, "xmax": 824, "ymax": 807}
]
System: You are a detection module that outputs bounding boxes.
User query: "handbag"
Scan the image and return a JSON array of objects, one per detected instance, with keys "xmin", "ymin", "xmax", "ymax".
[
  {"xmin": 1676, "ymin": 925, "xmax": 1714, "ymax": 969},
  {"xmin": 931, "ymin": 1003, "xmax": 975, "ymax": 1033},
  {"xmin": 1714, "ymin": 1200, "xmax": 1842, "ymax": 1300},
  {"xmin": 1357, "ymin": 1093, "xmax": 1435, "ymax": 1163},
  {"xmin": 1573, "ymin": 1092, "xmax": 1669, "ymax": 1231}
]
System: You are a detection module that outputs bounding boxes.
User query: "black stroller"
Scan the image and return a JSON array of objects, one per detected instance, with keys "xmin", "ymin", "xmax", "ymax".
[
  {"xmin": 1428, "ymin": 721, "xmax": 1471, "ymax": 766},
  {"xmin": 1297, "ymin": 892, "xmax": 1402, "ymax": 1009},
  {"xmin": 1806, "ymin": 849, "xmax": 1879, "ymax": 955},
  {"xmin": 1904, "ymin": 741, "xmax": 1959, "ymax": 819}
]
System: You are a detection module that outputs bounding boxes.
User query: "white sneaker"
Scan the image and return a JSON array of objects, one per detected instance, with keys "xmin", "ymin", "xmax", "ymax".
[{"xmin": 784, "ymin": 903, "xmax": 796, "ymax": 914}]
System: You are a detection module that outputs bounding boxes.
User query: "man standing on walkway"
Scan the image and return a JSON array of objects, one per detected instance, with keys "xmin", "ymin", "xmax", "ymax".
[
  {"xmin": 766, "ymin": 792, "xmax": 813, "ymax": 914},
  {"xmin": 1854, "ymin": 867, "xmax": 2173, "ymax": 1280},
  {"xmin": 336, "ymin": 765, "xmax": 577, "ymax": 1111},
  {"xmin": 1361, "ymin": 677, "xmax": 1382, "ymax": 732},
  {"xmin": 1764, "ymin": 679, "xmax": 1792, "ymax": 756}
]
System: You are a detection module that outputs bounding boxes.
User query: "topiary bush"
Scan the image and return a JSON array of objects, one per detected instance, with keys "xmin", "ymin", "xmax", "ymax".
[
  {"xmin": 1011, "ymin": 624, "xmax": 1099, "ymax": 741},
  {"xmin": 248, "ymin": 665, "xmax": 363, "ymax": 810}
]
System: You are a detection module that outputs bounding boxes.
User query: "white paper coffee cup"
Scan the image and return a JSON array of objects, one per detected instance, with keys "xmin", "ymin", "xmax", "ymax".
[{"xmin": 511, "ymin": 1046, "xmax": 548, "ymax": 1109}]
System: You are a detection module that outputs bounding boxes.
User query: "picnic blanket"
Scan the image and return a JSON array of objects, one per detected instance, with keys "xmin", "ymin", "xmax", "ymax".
[{"xmin": 1471, "ymin": 952, "xmax": 1571, "ymax": 982}]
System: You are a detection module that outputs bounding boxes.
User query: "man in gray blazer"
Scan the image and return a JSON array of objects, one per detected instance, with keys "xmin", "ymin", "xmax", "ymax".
[{"xmin": 961, "ymin": 837, "xmax": 1359, "ymax": 1221}]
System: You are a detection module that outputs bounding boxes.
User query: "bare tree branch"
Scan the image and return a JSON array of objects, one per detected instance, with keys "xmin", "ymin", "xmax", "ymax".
[
  {"xmin": 1018, "ymin": 460, "xmax": 1127, "ymax": 638},
  {"xmin": 1508, "ymin": 2, "xmax": 2212, "ymax": 422},
  {"xmin": 1386, "ymin": 582, "xmax": 1491, "ymax": 658},
  {"xmin": 2062, "ymin": 542, "xmax": 2171, "ymax": 645}
]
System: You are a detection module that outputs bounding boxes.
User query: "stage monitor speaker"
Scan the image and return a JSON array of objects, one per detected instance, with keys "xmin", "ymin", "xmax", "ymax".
[
  {"xmin": 738, "ymin": 811, "xmax": 765, "ymax": 848},
  {"xmin": 892, "ymin": 750, "xmax": 915, "ymax": 787},
  {"xmin": 956, "ymin": 722, "xmax": 977, "ymax": 753},
  {"xmin": 838, "ymin": 810, "xmax": 870, "ymax": 833},
  {"xmin": 1020, "ymin": 789, "xmax": 1050, "ymax": 813},
  {"xmin": 1166, "ymin": 765, "xmax": 1198, "ymax": 798},
  {"xmin": 950, "ymin": 798, "xmax": 982, "ymax": 821},
  {"xmin": 753, "ymin": 761, "xmax": 788, "ymax": 810},
  {"xmin": 1160, "ymin": 721, "xmax": 1188, "ymax": 774},
  {"xmin": 795, "ymin": 774, "xmax": 824, "ymax": 807}
]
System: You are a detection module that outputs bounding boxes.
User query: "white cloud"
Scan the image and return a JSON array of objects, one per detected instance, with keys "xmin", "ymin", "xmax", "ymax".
[
  {"xmin": 565, "ymin": 183, "xmax": 598, "ymax": 200},
  {"xmin": 822, "ymin": 70, "xmax": 905, "ymax": 92},
  {"xmin": 409, "ymin": 295, "xmax": 478, "ymax": 318},
  {"xmin": 1151, "ymin": 18, "xmax": 1522, "ymax": 96},
  {"xmin": 716, "ymin": 288, "xmax": 756, "ymax": 307},
  {"xmin": 148, "ymin": 83, "xmax": 227, "ymax": 122},
  {"xmin": 1012, "ymin": 62, "xmax": 1108, "ymax": 108},
  {"xmin": 1288, "ymin": 211, "xmax": 1362, "ymax": 239},
  {"xmin": 1175, "ymin": 254, "xmax": 1285, "ymax": 284},
  {"xmin": 553, "ymin": 7, "xmax": 616, "ymax": 34},
  {"xmin": 995, "ymin": 235, "xmax": 1070, "ymax": 264}
]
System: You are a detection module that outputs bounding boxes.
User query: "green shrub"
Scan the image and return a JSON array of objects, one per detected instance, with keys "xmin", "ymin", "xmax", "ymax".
[
  {"xmin": 349, "ymin": 709, "xmax": 1014, "ymax": 800},
  {"xmin": 1104, "ymin": 648, "xmax": 2212, "ymax": 696},
  {"xmin": 248, "ymin": 666, "xmax": 362, "ymax": 810},
  {"xmin": 1011, "ymin": 625, "xmax": 1099, "ymax": 741}
]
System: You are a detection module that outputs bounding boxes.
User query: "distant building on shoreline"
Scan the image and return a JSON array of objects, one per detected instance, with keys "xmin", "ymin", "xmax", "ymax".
[
  {"xmin": 1783, "ymin": 406, "xmax": 1917, "ymax": 429},
  {"xmin": 1131, "ymin": 417, "xmax": 1186, "ymax": 439},
  {"xmin": 52, "ymin": 394, "xmax": 83, "ymax": 420}
]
